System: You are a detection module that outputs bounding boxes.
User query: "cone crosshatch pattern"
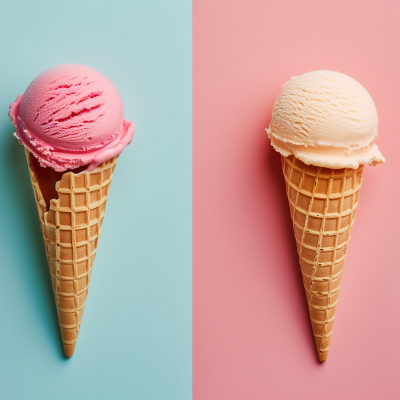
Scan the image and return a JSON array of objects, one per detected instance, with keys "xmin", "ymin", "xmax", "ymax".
[
  {"xmin": 281, "ymin": 155, "xmax": 364, "ymax": 362},
  {"xmin": 25, "ymin": 150, "xmax": 118, "ymax": 357}
]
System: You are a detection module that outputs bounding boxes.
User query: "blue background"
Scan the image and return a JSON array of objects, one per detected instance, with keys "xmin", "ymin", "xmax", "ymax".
[{"xmin": 0, "ymin": 1, "xmax": 192, "ymax": 399}]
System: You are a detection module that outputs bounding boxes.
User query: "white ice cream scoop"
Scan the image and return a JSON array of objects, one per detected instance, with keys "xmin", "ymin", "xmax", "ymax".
[{"xmin": 266, "ymin": 70, "xmax": 385, "ymax": 168}]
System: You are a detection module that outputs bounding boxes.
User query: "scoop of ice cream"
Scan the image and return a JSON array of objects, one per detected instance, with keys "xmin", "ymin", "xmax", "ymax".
[
  {"xmin": 9, "ymin": 64, "xmax": 134, "ymax": 172},
  {"xmin": 266, "ymin": 70, "xmax": 384, "ymax": 168}
]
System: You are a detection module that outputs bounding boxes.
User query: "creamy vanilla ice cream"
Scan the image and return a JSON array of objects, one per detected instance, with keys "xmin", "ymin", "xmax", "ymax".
[{"xmin": 266, "ymin": 70, "xmax": 384, "ymax": 168}]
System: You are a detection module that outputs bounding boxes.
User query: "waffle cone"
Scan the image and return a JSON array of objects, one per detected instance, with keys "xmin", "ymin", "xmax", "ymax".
[
  {"xmin": 281, "ymin": 155, "xmax": 363, "ymax": 362},
  {"xmin": 25, "ymin": 149, "xmax": 118, "ymax": 357}
]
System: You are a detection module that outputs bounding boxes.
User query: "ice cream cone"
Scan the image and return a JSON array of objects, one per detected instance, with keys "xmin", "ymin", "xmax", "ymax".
[
  {"xmin": 25, "ymin": 149, "xmax": 118, "ymax": 357},
  {"xmin": 281, "ymin": 154, "xmax": 364, "ymax": 362}
]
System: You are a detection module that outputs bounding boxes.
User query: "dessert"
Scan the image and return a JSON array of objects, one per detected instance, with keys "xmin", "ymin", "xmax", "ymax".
[
  {"xmin": 9, "ymin": 64, "xmax": 134, "ymax": 356},
  {"xmin": 266, "ymin": 70, "xmax": 384, "ymax": 361}
]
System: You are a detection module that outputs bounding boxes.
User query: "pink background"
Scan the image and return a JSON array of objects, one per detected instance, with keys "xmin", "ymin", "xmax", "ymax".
[{"xmin": 193, "ymin": 1, "xmax": 400, "ymax": 399}]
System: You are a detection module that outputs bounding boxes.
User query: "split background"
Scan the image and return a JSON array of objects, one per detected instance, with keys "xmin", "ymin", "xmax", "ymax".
[
  {"xmin": 193, "ymin": 1, "xmax": 400, "ymax": 399},
  {"xmin": 1, "ymin": 1, "xmax": 399, "ymax": 399},
  {"xmin": 0, "ymin": 1, "xmax": 192, "ymax": 399}
]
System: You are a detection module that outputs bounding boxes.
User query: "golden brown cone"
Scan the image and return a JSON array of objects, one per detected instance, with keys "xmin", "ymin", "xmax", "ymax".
[
  {"xmin": 281, "ymin": 155, "xmax": 363, "ymax": 362},
  {"xmin": 25, "ymin": 150, "xmax": 118, "ymax": 357}
]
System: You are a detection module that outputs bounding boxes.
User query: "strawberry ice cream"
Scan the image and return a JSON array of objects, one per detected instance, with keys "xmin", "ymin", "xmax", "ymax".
[{"xmin": 9, "ymin": 64, "xmax": 134, "ymax": 172}]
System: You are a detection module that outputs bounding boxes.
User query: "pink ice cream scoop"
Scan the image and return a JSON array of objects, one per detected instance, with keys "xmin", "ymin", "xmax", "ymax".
[{"xmin": 9, "ymin": 64, "xmax": 134, "ymax": 172}]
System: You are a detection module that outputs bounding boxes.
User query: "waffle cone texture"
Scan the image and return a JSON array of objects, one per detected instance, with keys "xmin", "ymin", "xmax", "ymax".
[
  {"xmin": 25, "ymin": 149, "xmax": 118, "ymax": 357},
  {"xmin": 281, "ymin": 155, "xmax": 363, "ymax": 362}
]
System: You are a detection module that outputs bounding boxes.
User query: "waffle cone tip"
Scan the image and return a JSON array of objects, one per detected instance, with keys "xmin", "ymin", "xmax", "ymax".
[
  {"xmin": 63, "ymin": 344, "xmax": 76, "ymax": 357},
  {"xmin": 318, "ymin": 350, "xmax": 328, "ymax": 362}
]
